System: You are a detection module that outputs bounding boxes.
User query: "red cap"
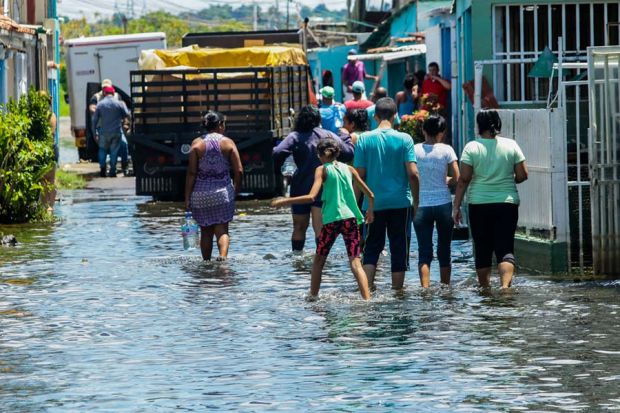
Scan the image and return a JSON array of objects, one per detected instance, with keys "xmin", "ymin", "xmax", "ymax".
[{"xmin": 102, "ymin": 85, "xmax": 115, "ymax": 94}]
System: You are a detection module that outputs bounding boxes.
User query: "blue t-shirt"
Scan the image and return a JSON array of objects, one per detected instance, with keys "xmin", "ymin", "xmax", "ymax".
[
  {"xmin": 366, "ymin": 105, "xmax": 401, "ymax": 130},
  {"xmin": 319, "ymin": 103, "xmax": 345, "ymax": 134},
  {"xmin": 353, "ymin": 128, "xmax": 417, "ymax": 211}
]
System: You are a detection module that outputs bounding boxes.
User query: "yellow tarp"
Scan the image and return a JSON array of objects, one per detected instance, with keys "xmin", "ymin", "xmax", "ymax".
[{"xmin": 141, "ymin": 44, "xmax": 307, "ymax": 70}]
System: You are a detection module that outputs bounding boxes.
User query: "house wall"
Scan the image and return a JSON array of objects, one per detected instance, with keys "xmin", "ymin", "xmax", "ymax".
[
  {"xmin": 308, "ymin": 44, "xmax": 352, "ymax": 103},
  {"xmin": 390, "ymin": 2, "xmax": 417, "ymax": 39}
]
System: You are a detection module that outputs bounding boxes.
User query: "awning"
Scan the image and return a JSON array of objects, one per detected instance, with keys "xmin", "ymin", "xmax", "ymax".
[{"xmin": 348, "ymin": 45, "xmax": 426, "ymax": 62}]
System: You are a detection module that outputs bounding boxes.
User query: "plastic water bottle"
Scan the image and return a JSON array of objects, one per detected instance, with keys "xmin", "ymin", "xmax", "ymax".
[
  {"xmin": 181, "ymin": 211, "xmax": 199, "ymax": 250},
  {"xmin": 281, "ymin": 155, "xmax": 297, "ymax": 177}
]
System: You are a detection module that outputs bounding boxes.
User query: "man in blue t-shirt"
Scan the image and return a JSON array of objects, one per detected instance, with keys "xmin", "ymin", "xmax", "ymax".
[
  {"xmin": 354, "ymin": 97, "xmax": 420, "ymax": 290},
  {"xmin": 318, "ymin": 86, "xmax": 345, "ymax": 134}
]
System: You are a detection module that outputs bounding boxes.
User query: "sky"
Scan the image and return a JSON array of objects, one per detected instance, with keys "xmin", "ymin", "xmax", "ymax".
[{"xmin": 58, "ymin": 0, "xmax": 352, "ymax": 20}]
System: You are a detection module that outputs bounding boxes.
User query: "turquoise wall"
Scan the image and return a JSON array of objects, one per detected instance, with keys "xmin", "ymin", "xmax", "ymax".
[
  {"xmin": 308, "ymin": 44, "xmax": 353, "ymax": 103},
  {"xmin": 390, "ymin": 3, "xmax": 417, "ymax": 38}
]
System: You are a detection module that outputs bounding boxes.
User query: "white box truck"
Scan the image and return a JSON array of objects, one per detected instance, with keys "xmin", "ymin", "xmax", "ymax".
[{"xmin": 65, "ymin": 32, "xmax": 166, "ymax": 160}]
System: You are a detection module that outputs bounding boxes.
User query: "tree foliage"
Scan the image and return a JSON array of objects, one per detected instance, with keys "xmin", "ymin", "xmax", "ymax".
[
  {"xmin": 61, "ymin": 11, "xmax": 251, "ymax": 49},
  {"xmin": 0, "ymin": 89, "xmax": 55, "ymax": 224}
]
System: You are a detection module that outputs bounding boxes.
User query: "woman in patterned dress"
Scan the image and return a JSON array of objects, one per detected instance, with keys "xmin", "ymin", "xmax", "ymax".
[{"xmin": 184, "ymin": 111, "xmax": 243, "ymax": 261}]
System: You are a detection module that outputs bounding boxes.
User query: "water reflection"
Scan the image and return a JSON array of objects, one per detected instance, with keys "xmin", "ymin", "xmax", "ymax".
[{"xmin": 0, "ymin": 189, "xmax": 617, "ymax": 411}]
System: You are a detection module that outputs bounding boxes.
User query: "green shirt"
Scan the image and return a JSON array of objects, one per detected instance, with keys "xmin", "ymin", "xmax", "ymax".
[
  {"xmin": 321, "ymin": 162, "xmax": 364, "ymax": 225},
  {"xmin": 461, "ymin": 136, "xmax": 526, "ymax": 205}
]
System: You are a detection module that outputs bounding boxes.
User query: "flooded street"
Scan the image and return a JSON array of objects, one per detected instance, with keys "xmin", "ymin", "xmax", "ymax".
[{"xmin": 1, "ymin": 187, "xmax": 619, "ymax": 412}]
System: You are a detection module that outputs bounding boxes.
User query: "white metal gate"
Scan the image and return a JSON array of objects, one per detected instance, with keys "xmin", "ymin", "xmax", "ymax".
[
  {"xmin": 588, "ymin": 46, "xmax": 620, "ymax": 275},
  {"xmin": 497, "ymin": 109, "xmax": 568, "ymax": 242}
]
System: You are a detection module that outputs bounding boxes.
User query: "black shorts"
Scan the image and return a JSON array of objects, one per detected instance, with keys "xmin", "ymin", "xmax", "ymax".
[
  {"xmin": 362, "ymin": 207, "xmax": 410, "ymax": 272},
  {"xmin": 468, "ymin": 203, "xmax": 519, "ymax": 269}
]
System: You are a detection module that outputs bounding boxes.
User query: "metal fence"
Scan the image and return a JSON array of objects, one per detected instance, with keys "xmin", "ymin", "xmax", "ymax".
[{"xmin": 588, "ymin": 46, "xmax": 620, "ymax": 275}]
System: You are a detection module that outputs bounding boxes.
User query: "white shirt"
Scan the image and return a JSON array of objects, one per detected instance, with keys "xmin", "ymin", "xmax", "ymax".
[{"xmin": 414, "ymin": 142, "xmax": 457, "ymax": 207}]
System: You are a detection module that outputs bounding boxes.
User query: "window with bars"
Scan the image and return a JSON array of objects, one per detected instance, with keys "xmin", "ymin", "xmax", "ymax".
[{"xmin": 492, "ymin": 2, "xmax": 620, "ymax": 103}]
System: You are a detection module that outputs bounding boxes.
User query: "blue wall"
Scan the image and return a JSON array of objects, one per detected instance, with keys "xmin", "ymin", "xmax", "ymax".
[
  {"xmin": 308, "ymin": 44, "xmax": 353, "ymax": 103},
  {"xmin": 48, "ymin": 0, "xmax": 60, "ymax": 149},
  {"xmin": 390, "ymin": 3, "xmax": 417, "ymax": 39},
  {"xmin": 0, "ymin": 59, "xmax": 6, "ymax": 105}
]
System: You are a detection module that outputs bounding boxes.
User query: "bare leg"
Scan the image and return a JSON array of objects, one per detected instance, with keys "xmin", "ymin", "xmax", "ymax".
[
  {"xmin": 292, "ymin": 213, "xmax": 310, "ymax": 249},
  {"xmin": 310, "ymin": 254, "xmax": 327, "ymax": 297},
  {"xmin": 349, "ymin": 257, "xmax": 371, "ymax": 300},
  {"xmin": 200, "ymin": 226, "xmax": 215, "ymax": 261},
  {"xmin": 214, "ymin": 223, "xmax": 230, "ymax": 260},
  {"xmin": 392, "ymin": 271, "xmax": 405, "ymax": 290},
  {"xmin": 498, "ymin": 262, "xmax": 515, "ymax": 288},
  {"xmin": 440, "ymin": 266, "xmax": 451, "ymax": 285},
  {"xmin": 363, "ymin": 264, "xmax": 377, "ymax": 289},
  {"xmin": 476, "ymin": 267, "xmax": 492, "ymax": 287},
  {"xmin": 418, "ymin": 264, "xmax": 430, "ymax": 288},
  {"xmin": 310, "ymin": 206, "xmax": 323, "ymax": 241}
]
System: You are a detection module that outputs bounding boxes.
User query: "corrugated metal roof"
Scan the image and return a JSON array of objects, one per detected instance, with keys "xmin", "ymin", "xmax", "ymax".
[
  {"xmin": 0, "ymin": 15, "xmax": 36, "ymax": 35},
  {"xmin": 348, "ymin": 44, "xmax": 426, "ymax": 62}
]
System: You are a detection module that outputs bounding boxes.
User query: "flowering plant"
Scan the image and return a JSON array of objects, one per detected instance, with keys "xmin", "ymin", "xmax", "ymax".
[
  {"xmin": 399, "ymin": 93, "xmax": 443, "ymax": 143},
  {"xmin": 400, "ymin": 110, "xmax": 430, "ymax": 143},
  {"xmin": 418, "ymin": 93, "xmax": 442, "ymax": 113}
]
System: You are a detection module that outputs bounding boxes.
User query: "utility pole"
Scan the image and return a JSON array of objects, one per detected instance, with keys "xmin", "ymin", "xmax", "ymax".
[
  {"xmin": 126, "ymin": 0, "xmax": 134, "ymax": 19},
  {"xmin": 286, "ymin": 0, "xmax": 290, "ymax": 30},
  {"xmin": 274, "ymin": 0, "xmax": 279, "ymax": 29},
  {"xmin": 253, "ymin": 2, "xmax": 258, "ymax": 31}
]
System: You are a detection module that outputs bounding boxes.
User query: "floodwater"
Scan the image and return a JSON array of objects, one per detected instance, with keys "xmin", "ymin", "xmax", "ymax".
[{"xmin": 1, "ymin": 188, "xmax": 619, "ymax": 412}]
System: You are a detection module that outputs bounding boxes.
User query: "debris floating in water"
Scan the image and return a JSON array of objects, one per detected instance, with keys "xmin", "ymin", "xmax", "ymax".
[{"xmin": 0, "ymin": 234, "xmax": 17, "ymax": 247}]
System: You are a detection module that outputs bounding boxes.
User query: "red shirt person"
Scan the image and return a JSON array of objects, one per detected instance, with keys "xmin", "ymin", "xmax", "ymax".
[
  {"xmin": 344, "ymin": 81, "xmax": 373, "ymax": 111},
  {"xmin": 421, "ymin": 62, "xmax": 451, "ymax": 107}
]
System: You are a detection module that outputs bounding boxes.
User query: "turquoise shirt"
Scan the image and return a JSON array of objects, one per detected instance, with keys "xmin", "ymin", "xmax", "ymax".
[
  {"xmin": 353, "ymin": 128, "xmax": 417, "ymax": 211},
  {"xmin": 460, "ymin": 136, "xmax": 526, "ymax": 205},
  {"xmin": 321, "ymin": 162, "xmax": 364, "ymax": 225}
]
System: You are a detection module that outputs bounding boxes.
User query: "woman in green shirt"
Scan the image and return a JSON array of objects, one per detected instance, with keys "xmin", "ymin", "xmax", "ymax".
[
  {"xmin": 453, "ymin": 110, "xmax": 529, "ymax": 288},
  {"xmin": 271, "ymin": 138, "xmax": 375, "ymax": 300}
]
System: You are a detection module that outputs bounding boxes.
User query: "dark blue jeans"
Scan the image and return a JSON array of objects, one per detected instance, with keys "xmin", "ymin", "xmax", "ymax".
[
  {"xmin": 413, "ymin": 202, "xmax": 453, "ymax": 267},
  {"xmin": 98, "ymin": 133, "xmax": 121, "ymax": 172}
]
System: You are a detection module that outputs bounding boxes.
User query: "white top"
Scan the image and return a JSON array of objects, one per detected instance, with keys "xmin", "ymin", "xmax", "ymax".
[{"xmin": 414, "ymin": 142, "xmax": 458, "ymax": 207}]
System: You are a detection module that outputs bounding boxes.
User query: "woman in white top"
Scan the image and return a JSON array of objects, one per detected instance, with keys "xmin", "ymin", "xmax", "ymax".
[{"xmin": 413, "ymin": 114, "xmax": 460, "ymax": 288}]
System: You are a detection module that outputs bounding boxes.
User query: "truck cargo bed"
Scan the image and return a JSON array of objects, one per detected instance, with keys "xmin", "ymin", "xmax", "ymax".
[{"xmin": 130, "ymin": 65, "xmax": 309, "ymax": 200}]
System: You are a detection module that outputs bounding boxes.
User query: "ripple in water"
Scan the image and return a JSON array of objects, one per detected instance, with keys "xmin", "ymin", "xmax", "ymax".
[{"xmin": 0, "ymin": 193, "xmax": 618, "ymax": 411}]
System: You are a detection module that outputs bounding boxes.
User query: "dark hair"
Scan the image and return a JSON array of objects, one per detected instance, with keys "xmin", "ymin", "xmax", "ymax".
[
  {"xmin": 477, "ymin": 109, "xmax": 502, "ymax": 137},
  {"xmin": 422, "ymin": 114, "xmax": 447, "ymax": 137},
  {"xmin": 428, "ymin": 62, "xmax": 440, "ymax": 69},
  {"xmin": 202, "ymin": 111, "xmax": 225, "ymax": 132},
  {"xmin": 322, "ymin": 70, "xmax": 334, "ymax": 87},
  {"xmin": 317, "ymin": 138, "xmax": 341, "ymax": 159},
  {"xmin": 295, "ymin": 105, "xmax": 321, "ymax": 133},
  {"xmin": 372, "ymin": 87, "xmax": 388, "ymax": 101},
  {"xmin": 374, "ymin": 97, "xmax": 397, "ymax": 121},
  {"xmin": 414, "ymin": 70, "xmax": 426, "ymax": 88},
  {"xmin": 344, "ymin": 109, "xmax": 369, "ymax": 132},
  {"xmin": 403, "ymin": 74, "xmax": 416, "ymax": 90}
]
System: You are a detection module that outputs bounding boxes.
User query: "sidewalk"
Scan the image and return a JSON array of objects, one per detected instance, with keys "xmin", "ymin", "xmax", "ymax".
[{"xmin": 58, "ymin": 116, "xmax": 135, "ymax": 191}]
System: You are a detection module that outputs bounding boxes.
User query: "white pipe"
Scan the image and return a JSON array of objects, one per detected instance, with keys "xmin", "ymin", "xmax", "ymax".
[{"xmin": 474, "ymin": 62, "xmax": 483, "ymax": 115}]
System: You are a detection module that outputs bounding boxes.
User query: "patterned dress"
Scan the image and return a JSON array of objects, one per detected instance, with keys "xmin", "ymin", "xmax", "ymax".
[{"xmin": 190, "ymin": 133, "xmax": 235, "ymax": 227}]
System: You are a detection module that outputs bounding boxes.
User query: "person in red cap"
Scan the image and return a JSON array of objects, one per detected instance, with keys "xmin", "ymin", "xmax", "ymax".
[
  {"xmin": 89, "ymin": 79, "xmax": 130, "ymax": 175},
  {"xmin": 92, "ymin": 85, "xmax": 130, "ymax": 177}
]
